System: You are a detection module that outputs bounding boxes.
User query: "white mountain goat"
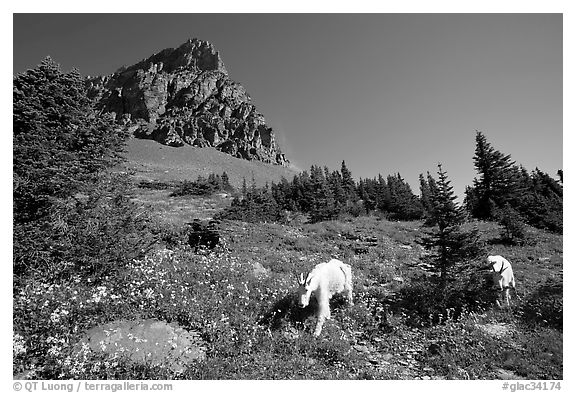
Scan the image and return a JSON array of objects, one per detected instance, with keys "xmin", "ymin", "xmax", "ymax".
[
  {"xmin": 487, "ymin": 255, "xmax": 518, "ymax": 308},
  {"xmin": 296, "ymin": 259, "xmax": 353, "ymax": 336}
]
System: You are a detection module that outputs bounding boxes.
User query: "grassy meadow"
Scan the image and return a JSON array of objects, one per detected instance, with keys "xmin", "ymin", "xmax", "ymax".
[{"xmin": 13, "ymin": 142, "xmax": 563, "ymax": 380}]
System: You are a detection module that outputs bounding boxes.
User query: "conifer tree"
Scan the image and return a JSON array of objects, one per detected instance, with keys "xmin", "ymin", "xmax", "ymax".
[
  {"xmin": 341, "ymin": 160, "xmax": 358, "ymax": 202},
  {"xmin": 468, "ymin": 131, "xmax": 523, "ymax": 219},
  {"xmin": 328, "ymin": 169, "xmax": 346, "ymax": 208},
  {"xmin": 13, "ymin": 58, "xmax": 153, "ymax": 278},
  {"xmin": 295, "ymin": 171, "xmax": 314, "ymax": 212},
  {"xmin": 358, "ymin": 178, "xmax": 375, "ymax": 213},
  {"xmin": 419, "ymin": 172, "xmax": 437, "ymax": 225},
  {"xmin": 375, "ymin": 174, "xmax": 392, "ymax": 212},
  {"xmin": 309, "ymin": 165, "xmax": 336, "ymax": 222},
  {"xmin": 13, "ymin": 57, "xmax": 127, "ymax": 223},
  {"xmin": 241, "ymin": 177, "xmax": 248, "ymax": 198},
  {"xmin": 467, "ymin": 131, "xmax": 562, "ymax": 233},
  {"xmin": 387, "ymin": 173, "xmax": 424, "ymax": 220},
  {"xmin": 221, "ymin": 171, "xmax": 233, "ymax": 192},
  {"xmin": 420, "ymin": 164, "xmax": 482, "ymax": 288}
]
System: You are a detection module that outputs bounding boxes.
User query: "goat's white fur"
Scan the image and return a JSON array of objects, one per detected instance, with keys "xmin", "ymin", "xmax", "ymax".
[
  {"xmin": 487, "ymin": 255, "xmax": 517, "ymax": 308},
  {"xmin": 296, "ymin": 259, "xmax": 353, "ymax": 336}
]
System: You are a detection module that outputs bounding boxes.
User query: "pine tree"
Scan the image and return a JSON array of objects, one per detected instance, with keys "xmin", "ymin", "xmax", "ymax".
[
  {"xmin": 468, "ymin": 132, "xmax": 562, "ymax": 233},
  {"xmin": 241, "ymin": 177, "xmax": 248, "ymax": 198},
  {"xmin": 221, "ymin": 171, "xmax": 233, "ymax": 192},
  {"xmin": 387, "ymin": 173, "xmax": 424, "ymax": 220},
  {"xmin": 309, "ymin": 165, "xmax": 337, "ymax": 222},
  {"xmin": 13, "ymin": 57, "xmax": 128, "ymax": 224},
  {"xmin": 340, "ymin": 160, "xmax": 358, "ymax": 202},
  {"xmin": 294, "ymin": 171, "xmax": 314, "ymax": 212},
  {"xmin": 515, "ymin": 168, "xmax": 563, "ymax": 232},
  {"xmin": 375, "ymin": 174, "xmax": 392, "ymax": 212},
  {"xmin": 327, "ymin": 169, "xmax": 346, "ymax": 208},
  {"xmin": 419, "ymin": 172, "xmax": 437, "ymax": 225},
  {"xmin": 13, "ymin": 58, "xmax": 154, "ymax": 279},
  {"xmin": 420, "ymin": 164, "xmax": 482, "ymax": 288},
  {"xmin": 358, "ymin": 178, "xmax": 375, "ymax": 214},
  {"xmin": 468, "ymin": 131, "xmax": 523, "ymax": 219}
]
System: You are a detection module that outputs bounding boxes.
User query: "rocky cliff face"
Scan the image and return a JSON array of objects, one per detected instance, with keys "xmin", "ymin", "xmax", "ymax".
[{"xmin": 86, "ymin": 39, "xmax": 288, "ymax": 166}]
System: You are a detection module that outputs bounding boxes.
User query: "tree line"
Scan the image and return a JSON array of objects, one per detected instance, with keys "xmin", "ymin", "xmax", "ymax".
[{"xmin": 220, "ymin": 131, "xmax": 562, "ymax": 236}]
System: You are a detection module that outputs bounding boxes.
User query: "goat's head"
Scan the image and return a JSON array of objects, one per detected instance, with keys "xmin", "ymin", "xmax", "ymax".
[
  {"xmin": 490, "ymin": 260, "xmax": 509, "ymax": 287},
  {"xmin": 296, "ymin": 272, "xmax": 313, "ymax": 308}
]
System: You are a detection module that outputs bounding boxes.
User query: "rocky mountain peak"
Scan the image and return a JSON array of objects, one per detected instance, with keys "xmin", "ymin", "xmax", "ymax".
[
  {"xmin": 86, "ymin": 39, "xmax": 288, "ymax": 166},
  {"xmin": 119, "ymin": 38, "xmax": 228, "ymax": 76}
]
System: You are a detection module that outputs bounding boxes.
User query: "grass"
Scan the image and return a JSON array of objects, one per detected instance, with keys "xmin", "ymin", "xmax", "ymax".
[
  {"xmin": 13, "ymin": 206, "xmax": 563, "ymax": 379},
  {"xmin": 13, "ymin": 143, "xmax": 563, "ymax": 380}
]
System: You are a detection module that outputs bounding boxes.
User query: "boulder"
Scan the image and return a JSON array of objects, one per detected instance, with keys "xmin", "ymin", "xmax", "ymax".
[{"xmin": 74, "ymin": 319, "xmax": 206, "ymax": 374}]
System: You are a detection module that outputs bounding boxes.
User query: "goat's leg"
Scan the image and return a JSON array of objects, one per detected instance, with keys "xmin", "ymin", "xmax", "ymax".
[
  {"xmin": 505, "ymin": 288, "xmax": 511, "ymax": 307},
  {"xmin": 313, "ymin": 299, "xmax": 331, "ymax": 336},
  {"xmin": 313, "ymin": 315, "xmax": 326, "ymax": 336},
  {"xmin": 495, "ymin": 290, "xmax": 503, "ymax": 308},
  {"xmin": 346, "ymin": 287, "xmax": 354, "ymax": 306}
]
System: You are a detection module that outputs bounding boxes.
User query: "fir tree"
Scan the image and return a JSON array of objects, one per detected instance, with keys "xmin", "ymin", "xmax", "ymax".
[
  {"xmin": 328, "ymin": 169, "xmax": 346, "ymax": 208},
  {"xmin": 375, "ymin": 174, "xmax": 392, "ymax": 212},
  {"xmin": 221, "ymin": 171, "xmax": 233, "ymax": 192},
  {"xmin": 468, "ymin": 131, "xmax": 523, "ymax": 219},
  {"xmin": 309, "ymin": 165, "xmax": 337, "ymax": 222},
  {"xmin": 387, "ymin": 173, "xmax": 424, "ymax": 220},
  {"xmin": 419, "ymin": 172, "xmax": 437, "ymax": 225},
  {"xmin": 241, "ymin": 177, "xmax": 248, "ymax": 198},
  {"xmin": 420, "ymin": 164, "xmax": 483, "ymax": 288},
  {"xmin": 13, "ymin": 58, "xmax": 153, "ymax": 278},
  {"xmin": 13, "ymin": 57, "xmax": 128, "ymax": 223},
  {"xmin": 340, "ymin": 160, "xmax": 358, "ymax": 202}
]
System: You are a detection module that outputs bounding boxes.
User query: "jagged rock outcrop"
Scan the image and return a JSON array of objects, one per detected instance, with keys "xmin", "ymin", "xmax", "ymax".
[{"xmin": 86, "ymin": 38, "xmax": 288, "ymax": 165}]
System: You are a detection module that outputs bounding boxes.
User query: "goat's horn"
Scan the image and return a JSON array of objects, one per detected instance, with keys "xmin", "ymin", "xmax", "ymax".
[
  {"xmin": 499, "ymin": 264, "xmax": 507, "ymax": 274},
  {"xmin": 299, "ymin": 273, "xmax": 304, "ymax": 284}
]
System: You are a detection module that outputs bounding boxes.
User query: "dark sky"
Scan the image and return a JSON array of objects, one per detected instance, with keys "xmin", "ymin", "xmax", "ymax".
[{"xmin": 13, "ymin": 13, "xmax": 563, "ymax": 197}]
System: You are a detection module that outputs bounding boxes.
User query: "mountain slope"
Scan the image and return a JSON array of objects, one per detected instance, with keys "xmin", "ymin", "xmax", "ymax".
[{"xmin": 123, "ymin": 137, "xmax": 298, "ymax": 189}]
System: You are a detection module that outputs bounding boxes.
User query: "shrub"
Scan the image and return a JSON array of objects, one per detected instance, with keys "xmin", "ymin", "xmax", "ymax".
[
  {"xmin": 497, "ymin": 204, "xmax": 528, "ymax": 245},
  {"xmin": 518, "ymin": 278, "xmax": 563, "ymax": 330},
  {"xmin": 395, "ymin": 273, "xmax": 493, "ymax": 327},
  {"xmin": 170, "ymin": 173, "xmax": 234, "ymax": 197},
  {"xmin": 13, "ymin": 173, "xmax": 159, "ymax": 281},
  {"xmin": 216, "ymin": 190, "xmax": 287, "ymax": 223},
  {"xmin": 137, "ymin": 180, "xmax": 174, "ymax": 190}
]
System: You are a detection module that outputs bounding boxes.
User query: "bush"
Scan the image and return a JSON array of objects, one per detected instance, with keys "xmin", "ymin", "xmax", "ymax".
[
  {"xmin": 137, "ymin": 180, "xmax": 174, "ymax": 190},
  {"xmin": 170, "ymin": 173, "xmax": 234, "ymax": 197},
  {"xmin": 395, "ymin": 273, "xmax": 494, "ymax": 327},
  {"xmin": 216, "ymin": 190, "xmax": 287, "ymax": 223},
  {"xmin": 13, "ymin": 173, "xmax": 159, "ymax": 281},
  {"xmin": 518, "ymin": 278, "xmax": 563, "ymax": 330}
]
